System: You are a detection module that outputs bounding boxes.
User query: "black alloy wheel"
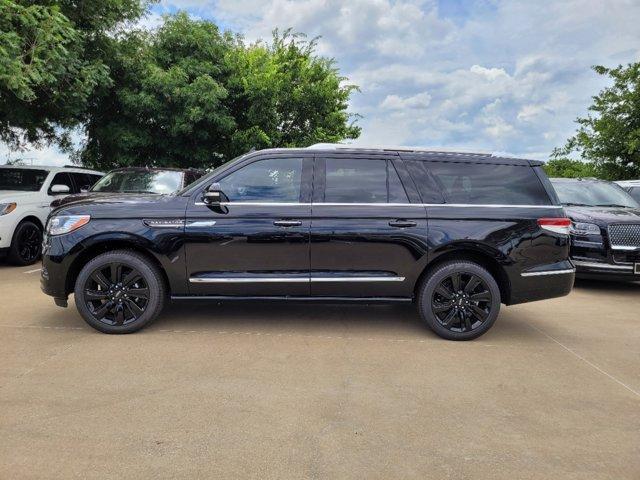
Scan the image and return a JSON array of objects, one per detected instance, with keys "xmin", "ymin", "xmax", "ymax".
[
  {"xmin": 418, "ymin": 260, "xmax": 501, "ymax": 340},
  {"xmin": 431, "ymin": 272, "xmax": 492, "ymax": 333},
  {"xmin": 75, "ymin": 250, "xmax": 166, "ymax": 333},
  {"xmin": 9, "ymin": 221, "xmax": 42, "ymax": 266}
]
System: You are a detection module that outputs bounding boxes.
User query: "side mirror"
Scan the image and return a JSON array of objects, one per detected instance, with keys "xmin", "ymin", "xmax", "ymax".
[
  {"xmin": 50, "ymin": 184, "xmax": 70, "ymax": 195},
  {"xmin": 203, "ymin": 183, "xmax": 225, "ymax": 206}
]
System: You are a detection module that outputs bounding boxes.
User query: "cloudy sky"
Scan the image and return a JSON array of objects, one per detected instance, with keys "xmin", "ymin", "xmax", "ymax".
[{"xmin": 3, "ymin": 0, "xmax": 640, "ymax": 165}]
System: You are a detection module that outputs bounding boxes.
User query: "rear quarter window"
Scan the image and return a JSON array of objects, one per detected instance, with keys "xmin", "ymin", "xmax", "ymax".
[{"xmin": 407, "ymin": 160, "xmax": 552, "ymax": 205}]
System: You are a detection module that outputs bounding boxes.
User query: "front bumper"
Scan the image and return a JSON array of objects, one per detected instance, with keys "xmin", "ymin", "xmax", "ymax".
[
  {"xmin": 0, "ymin": 216, "xmax": 16, "ymax": 249},
  {"xmin": 573, "ymin": 258, "xmax": 640, "ymax": 280}
]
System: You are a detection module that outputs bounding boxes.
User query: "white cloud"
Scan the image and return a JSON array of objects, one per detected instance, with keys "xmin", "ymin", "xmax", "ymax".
[{"xmin": 380, "ymin": 92, "xmax": 431, "ymax": 110}]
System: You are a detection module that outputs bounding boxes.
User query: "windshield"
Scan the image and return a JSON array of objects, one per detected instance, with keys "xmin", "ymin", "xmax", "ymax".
[
  {"xmin": 91, "ymin": 170, "xmax": 183, "ymax": 195},
  {"xmin": 0, "ymin": 168, "xmax": 49, "ymax": 192},
  {"xmin": 552, "ymin": 180, "xmax": 640, "ymax": 208}
]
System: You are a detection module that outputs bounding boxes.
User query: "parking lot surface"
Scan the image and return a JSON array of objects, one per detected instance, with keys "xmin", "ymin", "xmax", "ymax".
[{"xmin": 0, "ymin": 263, "xmax": 639, "ymax": 479}]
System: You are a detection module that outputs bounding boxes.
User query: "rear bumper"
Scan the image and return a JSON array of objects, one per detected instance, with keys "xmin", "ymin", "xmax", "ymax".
[{"xmin": 508, "ymin": 260, "xmax": 575, "ymax": 305}]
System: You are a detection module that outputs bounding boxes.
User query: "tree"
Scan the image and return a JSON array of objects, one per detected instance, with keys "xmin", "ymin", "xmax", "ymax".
[
  {"xmin": 543, "ymin": 158, "xmax": 600, "ymax": 179},
  {"xmin": 0, "ymin": 0, "xmax": 152, "ymax": 150},
  {"xmin": 78, "ymin": 14, "xmax": 361, "ymax": 170},
  {"xmin": 553, "ymin": 63, "xmax": 640, "ymax": 180}
]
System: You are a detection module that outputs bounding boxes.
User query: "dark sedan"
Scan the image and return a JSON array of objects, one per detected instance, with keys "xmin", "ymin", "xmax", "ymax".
[{"xmin": 551, "ymin": 178, "xmax": 640, "ymax": 280}]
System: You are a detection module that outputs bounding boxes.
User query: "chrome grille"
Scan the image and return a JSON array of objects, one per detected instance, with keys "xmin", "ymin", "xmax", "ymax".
[{"xmin": 608, "ymin": 224, "xmax": 640, "ymax": 248}]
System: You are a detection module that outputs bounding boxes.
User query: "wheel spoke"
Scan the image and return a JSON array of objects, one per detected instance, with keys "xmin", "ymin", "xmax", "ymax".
[
  {"xmin": 127, "ymin": 287, "xmax": 149, "ymax": 299},
  {"xmin": 84, "ymin": 289, "xmax": 108, "ymax": 301},
  {"xmin": 469, "ymin": 305, "xmax": 487, "ymax": 322},
  {"xmin": 91, "ymin": 271, "xmax": 111, "ymax": 289},
  {"xmin": 109, "ymin": 263, "xmax": 122, "ymax": 284},
  {"xmin": 450, "ymin": 273, "xmax": 461, "ymax": 291},
  {"xmin": 463, "ymin": 316, "xmax": 473, "ymax": 331},
  {"xmin": 122, "ymin": 269, "xmax": 142, "ymax": 288},
  {"xmin": 124, "ymin": 299, "xmax": 144, "ymax": 318},
  {"xmin": 441, "ymin": 309, "xmax": 457, "ymax": 326},
  {"xmin": 464, "ymin": 275, "xmax": 481, "ymax": 294},
  {"xmin": 433, "ymin": 301, "xmax": 453, "ymax": 313},
  {"xmin": 92, "ymin": 301, "xmax": 113, "ymax": 319},
  {"xmin": 114, "ymin": 306, "xmax": 125, "ymax": 325},
  {"xmin": 435, "ymin": 284, "xmax": 454, "ymax": 300},
  {"xmin": 470, "ymin": 290, "xmax": 491, "ymax": 302}
]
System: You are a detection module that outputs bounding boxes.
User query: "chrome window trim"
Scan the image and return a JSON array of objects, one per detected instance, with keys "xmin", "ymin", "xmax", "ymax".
[
  {"xmin": 520, "ymin": 268, "xmax": 575, "ymax": 277},
  {"xmin": 193, "ymin": 201, "xmax": 562, "ymax": 208},
  {"xmin": 189, "ymin": 276, "xmax": 406, "ymax": 284}
]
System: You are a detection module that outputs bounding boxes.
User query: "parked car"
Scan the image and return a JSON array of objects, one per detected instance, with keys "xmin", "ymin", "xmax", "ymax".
[
  {"xmin": 51, "ymin": 167, "xmax": 206, "ymax": 208},
  {"xmin": 551, "ymin": 178, "xmax": 640, "ymax": 280},
  {"xmin": 0, "ymin": 165, "xmax": 103, "ymax": 265},
  {"xmin": 616, "ymin": 180, "xmax": 640, "ymax": 203},
  {"xmin": 41, "ymin": 146, "xmax": 573, "ymax": 340}
]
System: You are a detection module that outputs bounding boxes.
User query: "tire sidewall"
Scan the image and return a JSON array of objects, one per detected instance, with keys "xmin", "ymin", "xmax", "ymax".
[
  {"xmin": 9, "ymin": 221, "xmax": 42, "ymax": 266},
  {"xmin": 418, "ymin": 261, "xmax": 501, "ymax": 341},
  {"xmin": 74, "ymin": 251, "xmax": 165, "ymax": 334}
]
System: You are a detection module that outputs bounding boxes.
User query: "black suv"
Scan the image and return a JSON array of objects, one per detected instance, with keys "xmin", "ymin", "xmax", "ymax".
[
  {"xmin": 551, "ymin": 178, "xmax": 640, "ymax": 280},
  {"xmin": 41, "ymin": 147, "xmax": 574, "ymax": 340}
]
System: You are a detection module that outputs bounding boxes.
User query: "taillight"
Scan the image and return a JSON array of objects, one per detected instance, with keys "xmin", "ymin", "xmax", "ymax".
[{"xmin": 538, "ymin": 218, "xmax": 571, "ymax": 235}]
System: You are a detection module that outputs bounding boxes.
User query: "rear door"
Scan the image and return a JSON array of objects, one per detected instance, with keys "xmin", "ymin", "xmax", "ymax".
[
  {"xmin": 309, "ymin": 153, "xmax": 428, "ymax": 297},
  {"xmin": 185, "ymin": 154, "xmax": 313, "ymax": 296}
]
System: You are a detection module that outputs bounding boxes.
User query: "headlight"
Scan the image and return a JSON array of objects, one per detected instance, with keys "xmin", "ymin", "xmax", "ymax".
[
  {"xmin": 570, "ymin": 222, "xmax": 601, "ymax": 235},
  {"xmin": 47, "ymin": 215, "xmax": 91, "ymax": 236},
  {"xmin": 0, "ymin": 203, "xmax": 17, "ymax": 215}
]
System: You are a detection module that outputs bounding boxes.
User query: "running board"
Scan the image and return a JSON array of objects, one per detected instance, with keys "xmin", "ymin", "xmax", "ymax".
[{"xmin": 171, "ymin": 295, "xmax": 413, "ymax": 303}]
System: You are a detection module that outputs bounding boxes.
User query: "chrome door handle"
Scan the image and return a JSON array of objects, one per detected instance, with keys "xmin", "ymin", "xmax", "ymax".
[
  {"xmin": 389, "ymin": 220, "xmax": 417, "ymax": 228},
  {"xmin": 273, "ymin": 220, "xmax": 302, "ymax": 227}
]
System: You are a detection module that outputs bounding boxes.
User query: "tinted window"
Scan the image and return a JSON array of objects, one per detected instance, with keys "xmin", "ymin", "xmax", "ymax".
[
  {"xmin": 0, "ymin": 168, "xmax": 48, "ymax": 191},
  {"xmin": 324, "ymin": 158, "xmax": 408, "ymax": 203},
  {"xmin": 552, "ymin": 180, "xmax": 639, "ymax": 208},
  {"xmin": 49, "ymin": 172, "xmax": 75, "ymax": 194},
  {"xmin": 425, "ymin": 162, "xmax": 551, "ymax": 205},
  {"xmin": 72, "ymin": 173, "xmax": 99, "ymax": 192},
  {"xmin": 218, "ymin": 158, "xmax": 303, "ymax": 202}
]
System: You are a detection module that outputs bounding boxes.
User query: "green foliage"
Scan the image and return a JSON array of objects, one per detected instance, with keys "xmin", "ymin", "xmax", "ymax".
[
  {"xmin": 553, "ymin": 63, "xmax": 640, "ymax": 180},
  {"xmin": 79, "ymin": 15, "xmax": 361, "ymax": 169},
  {"xmin": 543, "ymin": 158, "xmax": 600, "ymax": 179},
  {"xmin": 0, "ymin": 0, "xmax": 152, "ymax": 149}
]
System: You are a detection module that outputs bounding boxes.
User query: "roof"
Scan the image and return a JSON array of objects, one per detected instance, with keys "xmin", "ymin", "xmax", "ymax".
[
  {"xmin": 249, "ymin": 145, "xmax": 540, "ymax": 166},
  {"xmin": 0, "ymin": 164, "xmax": 102, "ymax": 174},
  {"xmin": 110, "ymin": 167, "xmax": 205, "ymax": 173},
  {"xmin": 550, "ymin": 177, "xmax": 605, "ymax": 182},
  {"xmin": 615, "ymin": 180, "xmax": 640, "ymax": 186}
]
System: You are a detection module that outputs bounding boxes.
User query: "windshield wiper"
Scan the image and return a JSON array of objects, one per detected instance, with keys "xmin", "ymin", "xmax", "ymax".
[{"xmin": 562, "ymin": 202, "xmax": 591, "ymax": 207}]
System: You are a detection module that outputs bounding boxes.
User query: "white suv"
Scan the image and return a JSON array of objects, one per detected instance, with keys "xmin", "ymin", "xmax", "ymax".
[
  {"xmin": 0, "ymin": 165, "xmax": 103, "ymax": 265},
  {"xmin": 616, "ymin": 180, "xmax": 640, "ymax": 203}
]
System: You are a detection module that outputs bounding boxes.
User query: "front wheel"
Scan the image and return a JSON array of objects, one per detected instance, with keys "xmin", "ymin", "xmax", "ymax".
[
  {"xmin": 74, "ymin": 250, "xmax": 166, "ymax": 333},
  {"xmin": 417, "ymin": 260, "xmax": 501, "ymax": 340},
  {"xmin": 8, "ymin": 220, "xmax": 42, "ymax": 266}
]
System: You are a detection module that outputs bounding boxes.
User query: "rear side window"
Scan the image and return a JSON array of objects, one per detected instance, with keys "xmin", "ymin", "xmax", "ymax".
[
  {"xmin": 323, "ymin": 158, "xmax": 409, "ymax": 203},
  {"xmin": 413, "ymin": 161, "xmax": 551, "ymax": 205}
]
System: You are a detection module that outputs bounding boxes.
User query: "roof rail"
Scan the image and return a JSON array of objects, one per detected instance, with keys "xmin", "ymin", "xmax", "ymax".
[
  {"xmin": 63, "ymin": 165, "xmax": 97, "ymax": 171},
  {"xmin": 306, "ymin": 143, "xmax": 492, "ymax": 157}
]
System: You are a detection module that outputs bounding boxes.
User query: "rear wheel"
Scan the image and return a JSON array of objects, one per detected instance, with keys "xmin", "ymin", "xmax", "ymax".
[
  {"xmin": 8, "ymin": 221, "xmax": 42, "ymax": 266},
  {"xmin": 74, "ymin": 250, "xmax": 166, "ymax": 334},
  {"xmin": 417, "ymin": 260, "xmax": 501, "ymax": 340}
]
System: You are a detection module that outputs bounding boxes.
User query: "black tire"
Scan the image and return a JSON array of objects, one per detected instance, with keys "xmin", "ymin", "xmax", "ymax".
[
  {"xmin": 8, "ymin": 220, "xmax": 42, "ymax": 266},
  {"xmin": 74, "ymin": 250, "xmax": 166, "ymax": 334},
  {"xmin": 417, "ymin": 260, "xmax": 501, "ymax": 341}
]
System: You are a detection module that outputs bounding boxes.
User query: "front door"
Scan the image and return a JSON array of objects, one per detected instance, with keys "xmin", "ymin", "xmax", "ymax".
[
  {"xmin": 310, "ymin": 155, "xmax": 428, "ymax": 297},
  {"xmin": 185, "ymin": 155, "xmax": 313, "ymax": 296}
]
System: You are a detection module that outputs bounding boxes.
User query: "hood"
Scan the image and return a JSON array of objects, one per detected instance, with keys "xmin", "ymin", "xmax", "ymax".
[
  {"xmin": 563, "ymin": 206, "xmax": 640, "ymax": 226},
  {"xmin": 0, "ymin": 190, "xmax": 41, "ymax": 203},
  {"xmin": 49, "ymin": 191, "xmax": 155, "ymax": 208},
  {"xmin": 52, "ymin": 192, "xmax": 188, "ymax": 219}
]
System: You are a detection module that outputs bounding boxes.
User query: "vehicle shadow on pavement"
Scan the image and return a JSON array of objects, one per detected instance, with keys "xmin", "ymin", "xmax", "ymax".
[{"xmin": 154, "ymin": 301, "xmax": 539, "ymax": 343}]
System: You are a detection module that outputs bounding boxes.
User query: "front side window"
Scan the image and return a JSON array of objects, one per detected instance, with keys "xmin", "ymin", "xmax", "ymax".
[
  {"xmin": 0, "ymin": 168, "xmax": 49, "ymax": 192},
  {"xmin": 426, "ymin": 162, "xmax": 551, "ymax": 205},
  {"xmin": 552, "ymin": 180, "xmax": 639, "ymax": 208},
  {"xmin": 218, "ymin": 157, "xmax": 303, "ymax": 203},
  {"xmin": 626, "ymin": 187, "xmax": 640, "ymax": 203},
  {"xmin": 91, "ymin": 170, "xmax": 183, "ymax": 195},
  {"xmin": 49, "ymin": 172, "xmax": 75, "ymax": 194},
  {"xmin": 323, "ymin": 158, "xmax": 408, "ymax": 203}
]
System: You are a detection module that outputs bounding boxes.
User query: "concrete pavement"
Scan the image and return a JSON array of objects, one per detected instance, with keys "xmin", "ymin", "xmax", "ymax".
[{"xmin": 0, "ymin": 263, "xmax": 638, "ymax": 479}]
